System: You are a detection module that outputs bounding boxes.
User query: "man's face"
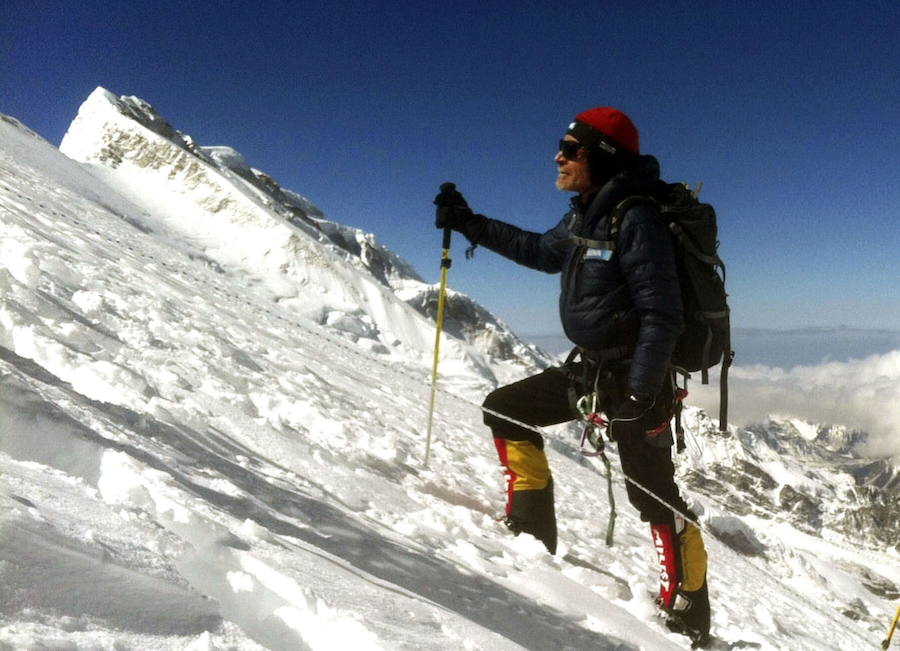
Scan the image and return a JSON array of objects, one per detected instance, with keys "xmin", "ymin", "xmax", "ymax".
[{"xmin": 555, "ymin": 135, "xmax": 596, "ymax": 195}]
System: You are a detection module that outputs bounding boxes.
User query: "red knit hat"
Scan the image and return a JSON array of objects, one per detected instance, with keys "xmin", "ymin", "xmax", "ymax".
[{"xmin": 566, "ymin": 107, "xmax": 639, "ymax": 155}]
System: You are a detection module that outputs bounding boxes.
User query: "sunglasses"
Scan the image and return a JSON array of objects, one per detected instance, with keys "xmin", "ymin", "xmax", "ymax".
[{"xmin": 558, "ymin": 139, "xmax": 584, "ymax": 160}]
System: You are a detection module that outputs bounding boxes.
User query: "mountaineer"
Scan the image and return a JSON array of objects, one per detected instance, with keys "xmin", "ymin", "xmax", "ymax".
[{"xmin": 434, "ymin": 107, "xmax": 712, "ymax": 647}]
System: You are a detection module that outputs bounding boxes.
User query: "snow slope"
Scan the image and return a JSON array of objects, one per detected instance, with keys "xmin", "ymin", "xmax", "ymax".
[{"xmin": 1, "ymin": 104, "xmax": 898, "ymax": 650}]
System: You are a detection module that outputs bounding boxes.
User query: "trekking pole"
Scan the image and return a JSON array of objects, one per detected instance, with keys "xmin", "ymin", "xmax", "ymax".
[
  {"xmin": 883, "ymin": 601, "xmax": 900, "ymax": 649},
  {"xmin": 423, "ymin": 224, "xmax": 453, "ymax": 467}
]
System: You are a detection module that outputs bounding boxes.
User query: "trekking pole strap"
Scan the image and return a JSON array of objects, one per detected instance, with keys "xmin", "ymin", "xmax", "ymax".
[{"xmin": 669, "ymin": 221, "xmax": 724, "ymax": 269}]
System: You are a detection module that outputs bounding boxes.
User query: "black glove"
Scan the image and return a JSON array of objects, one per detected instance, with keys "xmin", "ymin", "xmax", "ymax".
[
  {"xmin": 433, "ymin": 182, "xmax": 488, "ymax": 247},
  {"xmin": 434, "ymin": 182, "xmax": 473, "ymax": 230},
  {"xmin": 609, "ymin": 393, "xmax": 655, "ymax": 443}
]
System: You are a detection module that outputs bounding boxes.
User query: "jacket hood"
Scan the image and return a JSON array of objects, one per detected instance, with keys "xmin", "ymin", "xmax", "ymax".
[
  {"xmin": 604, "ymin": 154, "xmax": 660, "ymax": 199},
  {"xmin": 576, "ymin": 154, "xmax": 661, "ymax": 227}
]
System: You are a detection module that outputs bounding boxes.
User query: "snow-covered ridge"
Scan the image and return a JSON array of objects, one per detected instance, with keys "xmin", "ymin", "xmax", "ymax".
[
  {"xmin": 679, "ymin": 413, "xmax": 900, "ymax": 552},
  {"xmin": 58, "ymin": 87, "xmax": 548, "ymax": 384}
]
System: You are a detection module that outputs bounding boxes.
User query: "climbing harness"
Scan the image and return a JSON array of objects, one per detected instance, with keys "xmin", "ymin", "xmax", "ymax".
[{"xmin": 570, "ymin": 353, "xmax": 693, "ymax": 548}]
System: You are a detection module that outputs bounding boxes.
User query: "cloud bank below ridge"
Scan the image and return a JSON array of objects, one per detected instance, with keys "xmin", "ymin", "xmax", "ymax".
[{"xmin": 690, "ymin": 349, "xmax": 900, "ymax": 457}]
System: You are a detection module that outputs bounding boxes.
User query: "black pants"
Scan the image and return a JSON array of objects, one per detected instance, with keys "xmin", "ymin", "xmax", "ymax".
[{"xmin": 483, "ymin": 363, "xmax": 690, "ymax": 525}]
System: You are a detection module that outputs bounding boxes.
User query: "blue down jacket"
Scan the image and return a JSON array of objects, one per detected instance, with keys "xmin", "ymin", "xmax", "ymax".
[{"xmin": 475, "ymin": 155, "xmax": 683, "ymax": 396}]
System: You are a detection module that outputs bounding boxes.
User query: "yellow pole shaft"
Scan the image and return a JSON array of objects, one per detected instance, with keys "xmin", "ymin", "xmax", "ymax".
[
  {"xmin": 424, "ymin": 246, "xmax": 451, "ymax": 467},
  {"xmin": 884, "ymin": 602, "xmax": 900, "ymax": 649}
]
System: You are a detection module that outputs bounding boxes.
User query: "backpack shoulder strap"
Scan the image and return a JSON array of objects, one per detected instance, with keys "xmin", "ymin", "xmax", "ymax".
[
  {"xmin": 550, "ymin": 191, "xmax": 624, "ymax": 251},
  {"xmin": 669, "ymin": 221, "xmax": 725, "ymax": 270},
  {"xmin": 609, "ymin": 195, "xmax": 658, "ymax": 240}
]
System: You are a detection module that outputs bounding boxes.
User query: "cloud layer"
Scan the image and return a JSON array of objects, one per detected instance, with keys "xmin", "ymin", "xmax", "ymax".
[{"xmin": 689, "ymin": 349, "xmax": 900, "ymax": 457}]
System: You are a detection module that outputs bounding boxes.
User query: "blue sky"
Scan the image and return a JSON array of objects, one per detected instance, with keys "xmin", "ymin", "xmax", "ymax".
[{"xmin": 3, "ymin": 0, "xmax": 898, "ymax": 336}]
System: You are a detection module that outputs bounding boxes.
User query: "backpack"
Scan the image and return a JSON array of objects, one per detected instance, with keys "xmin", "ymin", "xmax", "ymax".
[{"xmin": 611, "ymin": 182, "xmax": 733, "ymax": 432}]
